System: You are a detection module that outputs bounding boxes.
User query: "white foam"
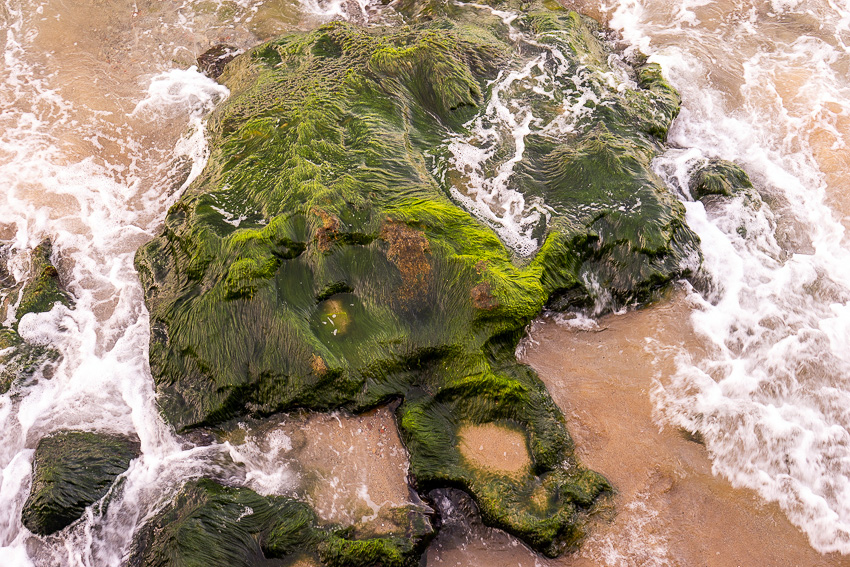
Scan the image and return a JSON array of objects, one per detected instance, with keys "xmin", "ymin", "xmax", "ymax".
[
  {"xmin": 226, "ymin": 427, "xmax": 298, "ymax": 497},
  {"xmin": 446, "ymin": 57, "xmax": 551, "ymax": 256},
  {"xmin": 553, "ymin": 311, "xmax": 601, "ymax": 331},
  {"xmin": 581, "ymin": 496, "xmax": 674, "ymax": 567}
]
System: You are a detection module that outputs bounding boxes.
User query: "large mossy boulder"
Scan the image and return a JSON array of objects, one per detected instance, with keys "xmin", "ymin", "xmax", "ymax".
[
  {"xmin": 136, "ymin": 1, "xmax": 699, "ymax": 556},
  {"xmin": 22, "ymin": 431, "xmax": 140, "ymax": 535},
  {"xmin": 128, "ymin": 478, "xmax": 434, "ymax": 567}
]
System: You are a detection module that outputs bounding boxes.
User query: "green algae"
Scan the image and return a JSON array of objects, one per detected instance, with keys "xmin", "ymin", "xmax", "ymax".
[
  {"xmin": 16, "ymin": 241, "xmax": 72, "ymax": 324},
  {"xmin": 0, "ymin": 241, "xmax": 70, "ymax": 394},
  {"xmin": 135, "ymin": 3, "xmax": 711, "ymax": 557},
  {"xmin": 0, "ymin": 328, "xmax": 58, "ymax": 395},
  {"xmin": 128, "ymin": 478, "xmax": 433, "ymax": 567},
  {"xmin": 689, "ymin": 158, "xmax": 754, "ymax": 199},
  {"xmin": 22, "ymin": 431, "xmax": 140, "ymax": 535}
]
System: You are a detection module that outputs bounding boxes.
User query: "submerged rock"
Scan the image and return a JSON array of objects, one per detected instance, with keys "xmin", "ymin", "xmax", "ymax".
[
  {"xmin": 22, "ymin": 431, "xmax": 140, "ymax": 535},
  {"xmin": 0, "ymin": 329, "xmax": 53, "ymax": 395},
  {"xmin": 197, "ymin": 44, "xmax": 240, "ymax": 80},
  {"xmin": 16, "ymin": 240, "xmax": 72, "ymax": 323},
  {"xmin": 136, "ymin": 1, "xmax": 705, "ymax": 557},
  {"xmin": 688, "ymin": 159, "xmax": 754, "ymax": 200},
  {"xmin": 128, "ymin": 478, "xmax": 434, "ymax": 567}
]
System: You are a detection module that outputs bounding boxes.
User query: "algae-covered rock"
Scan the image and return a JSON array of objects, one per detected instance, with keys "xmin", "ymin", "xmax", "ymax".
[
  {"xmin": 16, "ymin": 240, "xmax": 72, "ymax": 323},
  {"xmin": 0, "ymin": 328, "xmax": 24, "ymax": 394},
  {"xmin": 128, "ymin": 478, "xmax": 433, "ymax": 567},
  {"xmin": 22, "ymin": 431, "xmax": 140, "ymax": 535},
  {"xmin": 0, "ymin": 328, "xmax": 58, "ymax": 394},
  {"xmin": 136, "ymin": 2, "xmax": 698, "ymax": 555},
  {"xmin": 689, "ymin": 159, "xmax": 753, "ymax": 200},
  {"xmin": 0, "ymin": 241, "xmax": 70, "ymax": 394}
]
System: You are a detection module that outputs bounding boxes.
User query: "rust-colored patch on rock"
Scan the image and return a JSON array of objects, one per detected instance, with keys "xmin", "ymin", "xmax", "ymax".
[
  {"xmin": 311, "ymin": 354, "xmax": 328, "ymax": 375},
  {"xmin": 471, "ymin": 281, "xmax": 499, "ymax": 310},
  {"xmin": 381, "ymin": 220, "xmax": 431, "ymax": 305},
  {"xmin": 312, "ymin": 208, "xmax": 340, "ymax": 252}
]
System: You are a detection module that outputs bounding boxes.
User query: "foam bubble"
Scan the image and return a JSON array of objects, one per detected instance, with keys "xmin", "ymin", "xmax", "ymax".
[{"xmin": 226, "ymin": 427, "xmax": 298, "ymax": 497}]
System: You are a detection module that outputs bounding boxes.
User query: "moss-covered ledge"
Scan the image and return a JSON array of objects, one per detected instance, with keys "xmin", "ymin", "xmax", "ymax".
[
  {"xmin": 128, "ymin": 478, "xmax": 434, "ymax": 567},
  {"xmin": 135, "ymin": 1, "xmax": 710, "ymax": 558}
]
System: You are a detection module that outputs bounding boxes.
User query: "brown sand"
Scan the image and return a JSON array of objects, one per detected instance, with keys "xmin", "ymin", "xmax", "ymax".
[
  {"xmin": 229, "ymin": 406, "xmax": 418, "ymax": 536},
  {"xmin": 457, "ymin": 423, "xmax": 532, "ymax": 478},
  {"xmin": 288, "ymin": 407, "xmax": 413, "ymax": 533},
  {"xmin": 428, "ymin": 290, "xmax": 850, "ymax": 566}
]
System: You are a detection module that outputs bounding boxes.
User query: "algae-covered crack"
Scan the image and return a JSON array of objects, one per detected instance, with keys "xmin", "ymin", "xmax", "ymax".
[{"xmin": 136, "ymin": 1, "xmax": 704, "ymax": 562}]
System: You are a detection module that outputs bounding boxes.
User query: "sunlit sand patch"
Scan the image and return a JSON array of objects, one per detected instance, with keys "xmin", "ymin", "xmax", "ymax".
[{"xmin": 457, "ymin": 422, "xmax": 531, "ymax": 478}]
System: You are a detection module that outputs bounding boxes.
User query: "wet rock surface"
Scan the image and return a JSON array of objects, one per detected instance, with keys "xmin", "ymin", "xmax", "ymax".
[
  {"xmin": 688, "ymin": 158, "xmax": 754, "ymax": 200},
  {"xmin": 0, "ymin": 241, "xmax": 71, "ymax": 394},
  {"xmin": 131, "ymin": 0, "xmax": 752, "ymax": 561},
  {"xmin": 21, "ymin": 430, "xmax": 140, "ymax": 535},
  {"xmin": 15, "ymin": 241, "xmax": 72, "ymax": 324},
  {"xmin": 197, "ymin": 44, "xmax": 241, "ymax": 79}
]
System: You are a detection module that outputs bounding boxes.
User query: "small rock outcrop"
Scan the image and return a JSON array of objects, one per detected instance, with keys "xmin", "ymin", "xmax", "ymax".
[
  {"xmin": 0, "ymin": 240, "xmax": 71, "ymax": 394},
  {"xmin": 15, "ymin": 241, "xmax": 72, "ymax": 323},
  {"xmin": 196, "ymin": 44, "xmax": 240, "ymax": 79},
  {"xmin": 22, "ymin": 431, "xmax": 140, "ymax": 535},
  {"xmin": 128, "ymin": 478, "xmax": 434, "ymax": 567},
  {"xmin": 688, "ymin": 159, "xmax": 754, "ymax": 200}
]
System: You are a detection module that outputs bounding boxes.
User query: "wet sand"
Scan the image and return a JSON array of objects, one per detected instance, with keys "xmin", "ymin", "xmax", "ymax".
[
  {"xmin": 428, "ymin": 289, "xmax": 850, "ymax": 566},
  {"xmin": 458, "ymin": 422, "xmax": 532, "ymax": 478},
  {"xmin": 226, "ymin": 406, "xmax": 419, "ymax": 536}
]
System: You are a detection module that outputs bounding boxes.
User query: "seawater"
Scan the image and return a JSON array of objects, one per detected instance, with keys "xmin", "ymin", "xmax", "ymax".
[
  {"xmin": 1, "ymin": 0, "xmax": 850, "ymax": 565},
  {"xmin": 595, "ymin": 0, "xmax": 850, "ymax": 554}
]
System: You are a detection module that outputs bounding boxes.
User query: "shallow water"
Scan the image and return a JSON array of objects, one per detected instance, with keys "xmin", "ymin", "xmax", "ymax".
[
  {"xmin": 429, "ymin": 293, "xmax": 850, "ymax": 566},
  {"xmin": 591, "ymin": 0, "xmax": 850, "ymax": 555},
  {"xmin": 2, "ymin": 0, "xmax": 850, "ymax": 565}
]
